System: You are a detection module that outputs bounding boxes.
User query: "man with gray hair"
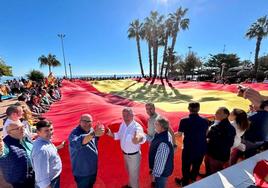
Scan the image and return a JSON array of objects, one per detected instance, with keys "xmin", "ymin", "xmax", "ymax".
[
  {"xmin": 149, "ymin": 116, "xmax": 174, "ymax": 188},
  {"xmin": 145, "ymin": 102, "xmax": 176, "ymax": 187},
  {"xmin": 107, "ymin": 107, "xmax": 146, "ymax": 188},
  {"xmin": 0, "ymin": 122, "xmax": 34, "ymax": 187}
]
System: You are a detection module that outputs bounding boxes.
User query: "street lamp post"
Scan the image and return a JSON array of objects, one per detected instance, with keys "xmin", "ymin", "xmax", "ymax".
[
  {"xmin": 57, "ymin": 34, "xmax": 68, "ymax": 78},
  {"xmin": 188, "ymin": 46, "xmax": 192, "ymax": 54},
  {"xmin": 249, "ymin": 51, "xmax": 252, "ymax": 62},
  {"xmin": 221, "ymin": 63, "xmax": 226, "ymax": 78},
  {"xmin": 69, "ymin": 63, "xmax": 73, "ymax": 79}
]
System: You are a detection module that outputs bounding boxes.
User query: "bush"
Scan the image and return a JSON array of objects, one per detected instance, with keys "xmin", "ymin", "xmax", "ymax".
[{"xmin": 26, "ymin": 70, "xmax": 44, "ymax": 82}]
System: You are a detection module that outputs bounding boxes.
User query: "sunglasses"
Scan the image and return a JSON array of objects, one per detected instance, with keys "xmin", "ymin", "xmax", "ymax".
[{"xmin": 82, "ymin": 120, "xmax": 92, "ymax": 123}]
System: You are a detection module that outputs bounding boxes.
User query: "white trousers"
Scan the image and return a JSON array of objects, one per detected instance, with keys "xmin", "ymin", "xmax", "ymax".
[{"xmin": 123, "ymin": 152, "xmax": 141, "ymax": 188}]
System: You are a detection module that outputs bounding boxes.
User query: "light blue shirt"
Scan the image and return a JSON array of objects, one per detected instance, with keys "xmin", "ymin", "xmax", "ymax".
[{"xmin": 31, "ymin": 137, "xmax": 62, "ymax": 188}]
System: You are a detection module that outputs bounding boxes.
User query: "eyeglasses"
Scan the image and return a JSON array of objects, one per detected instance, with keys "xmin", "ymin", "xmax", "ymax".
[
  {"xmin": 82, "ymin": 120, "xmax": 92, "ymax": 123},
  {"xmin": 9, "ymin": 126, "xmax": 23, "ymax": 132}
]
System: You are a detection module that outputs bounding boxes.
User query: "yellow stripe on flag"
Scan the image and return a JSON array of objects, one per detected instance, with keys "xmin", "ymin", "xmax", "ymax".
[{"xmin": 91, "ymin": 80, "xmax": 268, "ymax": 114}]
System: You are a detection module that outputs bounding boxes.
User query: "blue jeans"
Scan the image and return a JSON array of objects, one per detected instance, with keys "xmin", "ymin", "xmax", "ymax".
[
  {"xmin": 51, "ymin": 176, "xmax": 60, "ymax": 188},
  {"xmin": 74, "ymin": 174, "xmax": 97, "ymax": 188},
  {"xmin": 155, "ymin": 177, "xmax": 168, "ymax": 188}
]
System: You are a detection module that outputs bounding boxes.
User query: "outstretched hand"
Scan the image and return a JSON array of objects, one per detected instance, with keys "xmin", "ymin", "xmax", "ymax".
[
  {"xmin": 243, "ymin": 88, "xmax": 263, "ymax": 108},
  {"xmin": 132, "ymin": 131, "xmax": 143, "ymax": 144},
  {"xmin": 56, "ymin": 140, "xmax": 65, "ymax": 150},
  {"xmin": 95, "ymin": 122, "xmax": 105, "ymax": 137},
  {"xmin": 106, "ymin": 127, "xmax": 114, "ymax": 138}
]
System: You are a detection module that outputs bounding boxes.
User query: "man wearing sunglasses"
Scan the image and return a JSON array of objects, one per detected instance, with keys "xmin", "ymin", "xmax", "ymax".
[
  {"xmin": 0, "ymin": 122, "xmax": 34, "ymax": 188},
  {"xmin": 69, "ymin": 114, "xmax": 105, "ymax": 188}
]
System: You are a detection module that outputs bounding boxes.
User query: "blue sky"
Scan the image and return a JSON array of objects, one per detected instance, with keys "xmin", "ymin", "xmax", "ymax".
[{"xmin": 0, "ymin": 0, "xmax": 268, "ymax": 77}]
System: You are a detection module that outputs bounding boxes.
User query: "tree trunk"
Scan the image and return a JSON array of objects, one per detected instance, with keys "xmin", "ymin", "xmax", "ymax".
[
  {"xmin": 164, "ymin": 50, "xmax": 171, "ymax": 79},
  {"xmin": 152, "ymin": 27, "xmax": 158, "ymax": 78},
  {"xmin": 148, "ymin": 42, "xmax": 152, "ymax": 78},
  {"xmin": 170, "ymin": 22, "xmax": 179, "ymax": 53},
  {"xmin": 254, "ymin": 37, "xmax": 262, "ymax": 79},
  {"xmin": 161, "ymin": 32, "xmax": 168, "ymax": 78},
  {"xmin": 48, "ymin": 65, "xmax": 51, "ymax": 74},
  {"xmin": 136, "ymin": 35, "xmax": 145, "ymax": 77},
  {"xmin": 153, "ymin": 41, "xmax": 158, "ymax": 78},
  {"xmin": 166, "ymin": 24, "xmax": 179, "ymax": 79}
]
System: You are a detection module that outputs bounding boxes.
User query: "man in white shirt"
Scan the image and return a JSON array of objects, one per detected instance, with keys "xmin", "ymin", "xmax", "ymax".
[
  {"xmin": 3, "ymin": 105, "xmax": 23, "ymax": 138},
  {"xmin": 107, "ymin": 107, "xmax": 146, "ymax": 188}
]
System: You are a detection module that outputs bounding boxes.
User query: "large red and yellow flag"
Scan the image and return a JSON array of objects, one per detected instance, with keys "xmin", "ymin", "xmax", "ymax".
[{"xmin": 44, "ymin": 79, "xmax": 268, "ymax": 188}]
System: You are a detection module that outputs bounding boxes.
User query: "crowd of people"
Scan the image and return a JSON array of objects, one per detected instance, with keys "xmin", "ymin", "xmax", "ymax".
[
  {"xmin": 0, "ymin": 77, "xmax": 268, "ymax": 188},
  {"xmin": 0, "ymin": 76, "xmax": 63, "ymax": 188}
]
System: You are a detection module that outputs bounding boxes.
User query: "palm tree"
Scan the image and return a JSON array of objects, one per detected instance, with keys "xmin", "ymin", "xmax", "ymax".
[
  {"xmin": 142, "ymin": 20, "xmax": 153, "ymax": 78},
  {"xmin": 246, "ymin": 15, "xmax": 268, "ymax": 78},
  {"xmin": 128, "ymin": 19, "xmax": 145, "ymax": 77},
  {"xmin": 170, "ymin": 7, "xmax": 190, "ymax": 52},
  {"xmin": 160, "ymin": 17, "xmax": 173, "ymax": 78},
  {"xmin": 145, "ymin": 11, "xmax": 164, "ymax": 78},
  {"xmin": 38, "ymin": 54, "xmax": 61, "ymax": 74},
  {"xmin": 166, "ymin": 7, "xmax": 189, "ymax": 78}
]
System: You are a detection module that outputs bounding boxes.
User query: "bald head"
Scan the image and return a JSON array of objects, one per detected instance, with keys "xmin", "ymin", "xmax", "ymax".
[
  {"xmin": 80, "ymin": 114, "xmax": 93, "ymax": 132},
  {"xmin": 80, "ymin": 114, "xmax": 92, "ymax": 121}
]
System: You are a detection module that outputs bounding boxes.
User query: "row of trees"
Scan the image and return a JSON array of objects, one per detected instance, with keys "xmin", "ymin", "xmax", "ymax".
[
  {"xmin": 168, "ymin": 51, "xmax": 268, "ymax": 81},
  {"xmin": 128, "ymin": 7, "xmax": 189, "ymax": 78},
  {"xmin": 129, "ymin": 8, "xmax": 268, "ymax": 79}
]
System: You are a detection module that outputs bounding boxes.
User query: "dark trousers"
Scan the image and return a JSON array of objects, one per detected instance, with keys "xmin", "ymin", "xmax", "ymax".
[
  {"xmin": 181, "ymin": 150, "xmax": 204, "ymax": 185},
  {"xmin": 51, "ymin": 175, "xmax": 60, "ymax": 188},
  {"xmin": 74, "ymin": 174, "xmax": 97, "ymax": 188},
  {"xmin": 155, "ymin": 177, "xmax": 168, "ymax": 188},
  {"xmin": 12, "ymin": 177, "xmax": 35, "ymax": 188}
]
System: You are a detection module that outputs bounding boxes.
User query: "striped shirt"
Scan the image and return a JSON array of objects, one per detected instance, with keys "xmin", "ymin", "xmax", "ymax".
[{"xmin": 152, "ymin": 142, "xmax": 170, "ymax": 177}]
